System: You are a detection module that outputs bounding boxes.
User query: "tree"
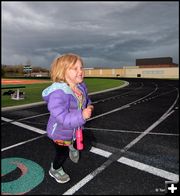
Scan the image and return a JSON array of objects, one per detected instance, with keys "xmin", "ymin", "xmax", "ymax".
[{"xmin": 1, "ymin": 67, "xmax": 5, "ymax": 77}]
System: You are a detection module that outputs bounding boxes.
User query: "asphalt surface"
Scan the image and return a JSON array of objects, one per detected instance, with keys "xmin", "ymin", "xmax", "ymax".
[{"xmin": 1, "ymin": 78, "xmax": 179, "ymax": 195}]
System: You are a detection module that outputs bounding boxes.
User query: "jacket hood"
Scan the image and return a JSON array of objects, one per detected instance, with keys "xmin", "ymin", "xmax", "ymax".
[{"xmin": 42, "ymin": 82, "xmax": 74, "ymax": 102}]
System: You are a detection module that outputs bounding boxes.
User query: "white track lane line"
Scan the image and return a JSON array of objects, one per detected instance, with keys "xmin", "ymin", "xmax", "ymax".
[
  {"xmin": 85, "ymin": 127, "xmax": 179, "ymax": 136},
  {"xmin": 118, "ymin": 157, "xmax": 179, "ymax": 182},
  {"xmin": 1, "ymin": 117, "xmax": 46, "ymax": 134},
  {"xmin": 90, "ymin": 147, "xmax": 179, "ymax": 181},
  {"xmin": 87, "ymin": 85, "xmax": 158, "ymax": 121},
  {"xmin": 1, "ymin": 112, "xmax": 50, "ymax": 125},
  {"xmin": 1, "ymin": 135, "xmax": 45, "ymax": 152},
  {"xmin": 63, "ymin": 147, "xmax": 179, "ymax": 195}
]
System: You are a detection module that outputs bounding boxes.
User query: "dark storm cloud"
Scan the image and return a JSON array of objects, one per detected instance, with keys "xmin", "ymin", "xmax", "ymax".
[{"xmin": 2, "ymin": 1, "xmax": 179, "ymax": 68}]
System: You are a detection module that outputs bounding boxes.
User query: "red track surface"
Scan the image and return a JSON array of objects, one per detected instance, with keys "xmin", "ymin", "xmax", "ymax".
[{"xmin": 1, "ymin": 79, "xmax": 50, "ymax": 85}]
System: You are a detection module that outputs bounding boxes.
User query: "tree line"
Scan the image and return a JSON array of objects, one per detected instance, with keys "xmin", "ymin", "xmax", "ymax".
[{"xmin": 1, "ymin": 64, "xmax": 49, "ymax": 77}]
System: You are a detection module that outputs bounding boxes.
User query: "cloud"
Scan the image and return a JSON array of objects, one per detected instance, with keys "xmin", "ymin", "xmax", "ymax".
[{"xmin": 2, "ymin": 1, "xmax": 179, "ymax": 68}]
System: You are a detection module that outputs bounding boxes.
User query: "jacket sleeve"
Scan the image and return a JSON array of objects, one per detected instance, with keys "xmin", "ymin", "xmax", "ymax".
[{"xmin": 47, "ymin": 90, "xmax": 86, "ymax": 129}]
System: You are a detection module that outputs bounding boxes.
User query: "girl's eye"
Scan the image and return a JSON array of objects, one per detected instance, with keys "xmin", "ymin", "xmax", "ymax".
[{"xmin": 72, "ymin": 66, "xmax": 83, "ymax": 71}]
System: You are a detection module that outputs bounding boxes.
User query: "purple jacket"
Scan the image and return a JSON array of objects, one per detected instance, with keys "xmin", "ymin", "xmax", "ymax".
[{"xmin": 42, "ymin": 82, "xmax": 92, "ymax": 141}]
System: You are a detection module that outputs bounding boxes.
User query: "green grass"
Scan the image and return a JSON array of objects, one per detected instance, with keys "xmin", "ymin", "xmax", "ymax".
[{"xmin": 1, "ymin": 78, "xmax": 125, "ymax": 107}]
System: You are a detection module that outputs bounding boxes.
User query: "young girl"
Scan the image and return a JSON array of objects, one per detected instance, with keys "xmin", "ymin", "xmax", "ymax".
[{"xmin": 42, "ymin": 53, "xmax": 94, "ymax": 183}]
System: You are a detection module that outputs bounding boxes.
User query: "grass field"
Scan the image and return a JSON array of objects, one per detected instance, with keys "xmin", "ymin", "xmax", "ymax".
[{"xmin": 1, "ymin": 78, "xmax": 125, "ymax": 107}]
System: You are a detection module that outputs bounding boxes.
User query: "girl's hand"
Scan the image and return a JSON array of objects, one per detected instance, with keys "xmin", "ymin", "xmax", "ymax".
[
  {"xmin": 82, "ymin": 107, "xmax": 93, "ymax": 120},
  {"xmin": 87, "ymin": 104, "xmax": 94, "ymax": 111}
]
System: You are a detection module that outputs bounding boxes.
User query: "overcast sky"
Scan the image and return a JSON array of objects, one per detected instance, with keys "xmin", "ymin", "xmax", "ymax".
[{"xmin": 2, "ymin": 1, "xmax": 179, "ymax": 69}]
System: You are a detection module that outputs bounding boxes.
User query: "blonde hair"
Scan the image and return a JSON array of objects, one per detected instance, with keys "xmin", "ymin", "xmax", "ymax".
[{"xmin": 50, "ymin": 53, "xmax": 83, "ymax": 82}]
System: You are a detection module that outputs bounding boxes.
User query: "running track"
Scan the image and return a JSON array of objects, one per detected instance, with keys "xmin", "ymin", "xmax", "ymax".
[{"xmin": 1, "ymin": 78, "xmax": 179, "ymax": 195}]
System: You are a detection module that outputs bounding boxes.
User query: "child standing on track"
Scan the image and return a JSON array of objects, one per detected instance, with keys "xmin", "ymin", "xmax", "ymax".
[{"xmin": 42, "ymin": 53, "xmax": 94, "ymax": 183}]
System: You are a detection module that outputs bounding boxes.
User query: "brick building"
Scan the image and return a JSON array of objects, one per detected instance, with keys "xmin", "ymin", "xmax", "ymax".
[{"xmin": 136, "ymin": 57, "xmax": 178, "ymax": 68}]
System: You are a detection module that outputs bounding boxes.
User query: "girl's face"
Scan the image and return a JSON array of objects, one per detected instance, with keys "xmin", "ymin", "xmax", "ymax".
[{"xmin": 65, "ymin": 59, "xmax": 84, "ymax": 87}]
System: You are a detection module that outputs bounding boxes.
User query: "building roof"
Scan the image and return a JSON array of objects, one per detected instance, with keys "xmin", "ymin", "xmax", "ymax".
[{"xmin": 136, "ymin": 57, "xmax": 173, "ymax": 66}]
